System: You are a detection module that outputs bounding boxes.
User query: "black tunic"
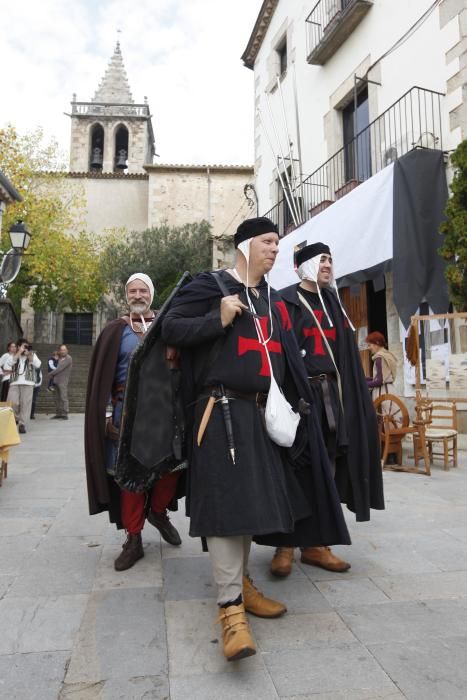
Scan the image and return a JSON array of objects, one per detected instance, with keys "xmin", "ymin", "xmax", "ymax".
[
  {"xmin": 281, "ymin": 283, "xmax": 384, "ymax": 522},
  {"xmin": 292, "ymin": 287, "xmax": 348, "ymax": 464},
  {"xmin": 162, "ymin": 271, "xmax": 310, "ymax": 537}
]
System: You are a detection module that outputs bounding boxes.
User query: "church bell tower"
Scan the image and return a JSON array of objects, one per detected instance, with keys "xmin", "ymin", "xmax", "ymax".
[{"xmin": 69, "ymin": 42, "xmax": 155, "ymax": 174}]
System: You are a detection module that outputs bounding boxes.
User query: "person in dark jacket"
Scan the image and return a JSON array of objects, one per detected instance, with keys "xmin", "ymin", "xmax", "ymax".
[
  {"xmin": 161, "ymin": 219, "xmax": 350, "ymax": 662},
  {"xmin": 270, "ymin": 242, "xmax": 384, "ymax": 579},
  {"xmin": 84, "ymin": 274, "xmax": 182, "ymax": 572}
]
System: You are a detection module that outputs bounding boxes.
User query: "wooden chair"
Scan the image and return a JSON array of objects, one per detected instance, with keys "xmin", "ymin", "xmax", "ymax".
[
  {"xmin": 373, "ymin": 393, "xmax": 431, "ymax": 475},
  {"xmin": 423, "ymin": 402, "xmax": 458, "ymax": 470}
]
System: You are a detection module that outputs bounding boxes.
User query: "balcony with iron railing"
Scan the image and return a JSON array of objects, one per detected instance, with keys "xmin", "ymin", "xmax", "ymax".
[
  {"xmin": 263, "ymin": 86, "xmax": 445, "ymax": 237},
  {"xmin": 306, "ymin": 0, "xmax": 373, "ymax": 65}
]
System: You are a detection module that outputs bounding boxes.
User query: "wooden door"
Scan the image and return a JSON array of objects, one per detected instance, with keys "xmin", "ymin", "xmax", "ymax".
[{"xmin": 340, "ymin": 283, "xmax": 371, "ymax": 376}]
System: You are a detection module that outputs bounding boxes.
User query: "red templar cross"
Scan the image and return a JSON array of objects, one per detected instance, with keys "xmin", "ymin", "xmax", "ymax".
[
  {"xmin": 303, "ymin": 310, "xmax": 336, "ymax": 356},
  {"xmin": 238, "ymin": 316, "xmax": 282, "ymax": 376}
]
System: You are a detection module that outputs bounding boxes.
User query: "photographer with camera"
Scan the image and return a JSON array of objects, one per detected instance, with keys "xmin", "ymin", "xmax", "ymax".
[{"xmin": 5, "ymin": 338, "xmax": 41, "ymax": 434}]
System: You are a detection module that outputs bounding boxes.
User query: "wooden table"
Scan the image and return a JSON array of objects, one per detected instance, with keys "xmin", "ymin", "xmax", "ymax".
[{"xmin": 0, "ymin": 406, "xmax": 20, "ymax": 486}]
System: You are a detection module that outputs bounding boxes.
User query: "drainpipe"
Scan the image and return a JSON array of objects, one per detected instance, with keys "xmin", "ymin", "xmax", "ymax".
[{"xmin": 206, "ymin": 166, "xmax": 212, "ymax": 226}]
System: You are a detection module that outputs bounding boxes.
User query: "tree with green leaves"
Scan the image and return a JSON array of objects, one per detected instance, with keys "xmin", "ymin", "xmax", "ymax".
[
  {"xmin": 0, "ymin": 125, "xmax": 105, "ymax": 313},
  {"xmin": 100, "ymin": 221, "xmax": 212, "ymax": 307},
  {"xmin": 440, "ymin": 139, "xmax": 467, "ymax": 311}
]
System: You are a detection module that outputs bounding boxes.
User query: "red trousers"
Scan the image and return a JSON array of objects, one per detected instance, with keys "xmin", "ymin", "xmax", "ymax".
[{"xmin": 121, "ymin": 472, "xmax": 179, "ymax": 535}]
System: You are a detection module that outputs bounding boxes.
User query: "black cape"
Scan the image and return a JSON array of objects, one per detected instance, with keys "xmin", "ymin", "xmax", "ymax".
[
  {"xmin": 162, "ymin": 271, "xmax": 351, "ymax": 547},
  {"xmin": 115, "ymin": 273, "xmax": 192, "ymax": 493},
  {"xmin": 281, "ymin": 283, "xmax": 384, "ymax": 521}
]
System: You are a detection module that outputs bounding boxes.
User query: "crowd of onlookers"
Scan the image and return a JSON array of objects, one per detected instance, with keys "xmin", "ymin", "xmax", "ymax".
[{"xmin": 0, "ymin": 340, "xmax": 72, "ymax": 433}]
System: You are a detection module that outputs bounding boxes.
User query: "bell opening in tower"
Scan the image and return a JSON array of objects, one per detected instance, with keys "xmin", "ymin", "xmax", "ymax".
[
  {"xmin": 89, "ymin": 124, "xmax": 104, "ymax": 171},
  {"xmin": 114, "ymin": 125, "xmax": 129, "ymax": 172}
]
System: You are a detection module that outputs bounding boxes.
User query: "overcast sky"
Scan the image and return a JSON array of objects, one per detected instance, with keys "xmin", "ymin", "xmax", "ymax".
[{"xmin": 0, "ymin": 0, "xmax": 262, "ymax": 166}]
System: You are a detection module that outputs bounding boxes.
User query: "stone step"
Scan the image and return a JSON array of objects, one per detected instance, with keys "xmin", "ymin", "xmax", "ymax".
[{"xmin": 31, "ymin": 342, "xmax": 93, "ymax": 414}]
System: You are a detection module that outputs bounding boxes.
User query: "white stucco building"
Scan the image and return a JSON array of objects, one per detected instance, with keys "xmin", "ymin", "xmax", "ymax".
[
  {"xmin": 243, "ymin": 0, "xmax": 465, "ymax": 219},
  {"xmin": 241, "ymin": 0, "xmax": 466, "ymax": 403}
]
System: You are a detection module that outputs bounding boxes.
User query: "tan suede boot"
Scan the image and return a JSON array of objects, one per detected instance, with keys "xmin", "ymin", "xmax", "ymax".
[
  {"xmin": 216, "ymin": 603, "xmax": 256, "ymax": 661},
  {"xmin": 243, "ymin": 575, "xmax": 286, "ymax": 618},
  {"xmin": 270, "ymin": 547, "xmax": 295, "ymax": 578},
  {"xmin": 300, "ymin": 546, "xmax": 351, "ymax": 572}
]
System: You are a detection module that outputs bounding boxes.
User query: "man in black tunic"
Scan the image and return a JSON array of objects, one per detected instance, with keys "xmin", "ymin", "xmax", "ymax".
[
  {"xmin": 270, "ymin": 242, "xmax": 384, "ymax": 578},
  {"xmin": 162, "ymin": 220, "xmax": 349, "ymax": 662}
]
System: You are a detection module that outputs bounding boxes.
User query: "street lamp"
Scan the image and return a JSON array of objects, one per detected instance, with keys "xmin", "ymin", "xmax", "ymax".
[
  {"xmin": 0, "ymin": 220, "xmax": 32, "ymax": 289},
  {"xmin": 9, "ymin": 221, "xmax": 31, "ymax": 252}
]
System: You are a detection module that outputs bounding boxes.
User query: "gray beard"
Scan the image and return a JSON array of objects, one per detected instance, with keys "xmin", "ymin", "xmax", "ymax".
[{"xmin": 129, "ymin": 302, "xmax": 150, "ymax": 315}]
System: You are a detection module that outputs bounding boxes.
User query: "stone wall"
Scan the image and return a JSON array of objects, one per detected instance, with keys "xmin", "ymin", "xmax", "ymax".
[
  {"xmin": 146, "ymin": 165, "xmax": 254, "ymax": 268},
  {"xmin": 440, "ymin": 0, "xmax": 467, "ymax": 146}
]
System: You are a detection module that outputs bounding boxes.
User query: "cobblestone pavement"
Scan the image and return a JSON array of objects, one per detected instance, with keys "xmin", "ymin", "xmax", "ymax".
[{"xmin": 1, "ymin": 415, "xmax": 467, "ymax": 699}]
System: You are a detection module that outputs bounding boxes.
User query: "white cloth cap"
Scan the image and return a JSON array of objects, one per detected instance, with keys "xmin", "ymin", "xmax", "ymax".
[{"xmin": 125, "ymin": 273, "xmax": 155, "ymax": 304}]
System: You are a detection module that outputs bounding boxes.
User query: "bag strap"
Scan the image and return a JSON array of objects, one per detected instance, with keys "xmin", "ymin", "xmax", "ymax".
[
  {"xmin": 196, "ymin": 272, "xmax": 230, "ymax": 389},
  {"xmin": 297, "ymin": 290, "xmax": 344, "ymax": 410}
]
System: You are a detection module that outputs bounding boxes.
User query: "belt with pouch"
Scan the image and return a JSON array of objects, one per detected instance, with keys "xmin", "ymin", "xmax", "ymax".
[{"xmin": 307, "ymin": 373, "xmax": 336, "ymax": 432}]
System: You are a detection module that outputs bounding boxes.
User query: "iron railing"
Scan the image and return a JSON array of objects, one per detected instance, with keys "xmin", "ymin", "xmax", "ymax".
[
  {"xmin": 263, "ymin": 86, "xmax": 444, "ymax": 237},
  {"xmin": 306, "ymin": 0, "xmax": 354, "ymax": 57}
]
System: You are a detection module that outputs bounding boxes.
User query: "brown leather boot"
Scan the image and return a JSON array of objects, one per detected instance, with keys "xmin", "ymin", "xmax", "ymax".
[
  {"xmin": 216, "ymin": 602, "xmax": 256, "ymax": 661},
  {"xmin": 114, "ymin": 533, "xmax": 144, "ymax": 571},
  {"xmin": 270, "ymin": 547, "xmax": 295, "ymax": 578},
  {"xmin": 300, "ymin": 546, "xmax": 351, "ymax": 572},
  {"xmin": 243, "ymin": 575, "xmax": 286, "ymax": 618}
]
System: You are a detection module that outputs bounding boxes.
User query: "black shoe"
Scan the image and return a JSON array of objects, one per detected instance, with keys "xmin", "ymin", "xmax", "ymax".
[
  {"xmin": 114, "ymin": 533, "xmax": 144, "ymax": 571},
  {"xmin": 18, "ymin": 424, "xmax": 26, "ymax": 434},
  {"xmin": 60, "ymin": 415, "xmax": 69, "ymax": 420},
  {"xmin": 147, "ymin": 510, "xmax": 182, "ymax": 546},
  {"xmin": 50, "ymin": 415, "xmax": 61, "ymax": 419},
  {"xmin": 30, "ymin": 415, "xmax": 35, "ymax": 420}
]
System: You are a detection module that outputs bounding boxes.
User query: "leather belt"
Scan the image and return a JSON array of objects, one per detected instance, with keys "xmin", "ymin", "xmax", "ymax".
[
  {"xmin": 202, "ymin": 386, "xmax": 267, "ymax": 406},
  {"xmin": 307, "ymin": 374, "xmax": 336, "ymax": 432}
]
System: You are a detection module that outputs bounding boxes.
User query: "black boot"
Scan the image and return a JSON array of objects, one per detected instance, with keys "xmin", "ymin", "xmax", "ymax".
[
  {"xmin": 114, "ymin": 533, "xmax": 144, "ymax": 571},
  {"xmin": 147, "ymin": 510, "xmax": 182, "ymax": 546}
]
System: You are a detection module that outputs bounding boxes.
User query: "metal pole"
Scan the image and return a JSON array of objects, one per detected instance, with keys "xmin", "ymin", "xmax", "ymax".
[
  {"xmin": 276, "ymin": 76, "xmax": 299, "ymax": 199},
  {"xmin": 258, "ymin": 109, "xmax": 298, "ymax": 228},
  {"xmin": 292, "ymin": 61, "xmax": 306, "ymax": 220},
  {"xmin": 265, "ymin": 92, "xmax": 301, "ymax": 225}
]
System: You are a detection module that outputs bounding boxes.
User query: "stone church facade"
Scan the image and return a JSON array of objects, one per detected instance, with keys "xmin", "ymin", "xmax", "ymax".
[{"xmin": 25, "ymin": 43, "xmax": 253, "ymax": 345}]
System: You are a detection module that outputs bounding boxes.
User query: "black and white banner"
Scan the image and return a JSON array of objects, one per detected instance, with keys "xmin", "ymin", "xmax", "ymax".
[{"xmin": 269, "ymin": 149, "xmax": 449, "ymax": 327}]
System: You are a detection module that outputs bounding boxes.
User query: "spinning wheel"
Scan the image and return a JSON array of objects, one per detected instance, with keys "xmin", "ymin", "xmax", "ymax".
[
  {"xmin": 373, "ymin": 393, "xmax": 431, "ymax": 475},
  {"xmin": 374, "ymin": 394, "xmax": 409, "ymax": 432}
]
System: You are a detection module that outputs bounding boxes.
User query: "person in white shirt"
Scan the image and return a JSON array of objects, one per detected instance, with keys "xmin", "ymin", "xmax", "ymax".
[
  {"xmin": 0, "ymin": 342, "xmax": 17, "ymax": 401},
  {"xmin": 5, "ymin": 338, "xmax": 41, "ymax": 434}
]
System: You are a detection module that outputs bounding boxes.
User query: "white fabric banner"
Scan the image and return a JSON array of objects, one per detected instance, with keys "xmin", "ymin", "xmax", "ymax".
[{"xmin": 269, "ymin": 163, "xmax": 395, "ymax": 290}]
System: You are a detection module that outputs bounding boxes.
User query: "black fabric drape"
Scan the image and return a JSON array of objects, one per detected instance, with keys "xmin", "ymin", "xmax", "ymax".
[{"xmin": 392, "ymin": 149, "xmax": 449, "ymax": 328}]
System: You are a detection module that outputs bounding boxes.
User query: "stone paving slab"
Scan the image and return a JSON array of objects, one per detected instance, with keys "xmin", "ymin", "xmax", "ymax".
[
  {"xmin": 6, "ymin": 535, "xmax": 103, "ymax": 598},
  {"xmin": 340, "ymin": 598, "xmax": 467, "ymax": 645},
  {"xmin": 371, "ymin": 570, "xmax": 467, "ymax": 601},
  {"xmin": 0, "ymin": 650, "xmax": 69, "ymax": 700},
  {"xmin": 65, "ymin": 587, "xmax": 167, "ymax": 685},
  {"xmin": 169, "ymin": 668, "xmax": 280, "ymax": 700},
  {"xmin": 250, "ymin": 611, "xmax": 355, "ymax": 652},
  {"xmin": 0, "ymin": 534, "xmax": 42, "ymax": 575},
  {"xmin": 262, "ymin": 643, "xmax": 396, "ymax": 697},
  {"xmin": 369, "ymin": 635, "xmax": 467, "ymax": 700},
  {"xmin": 1, "ymin": 414, "xmax": 467, "ymax": 699},
  {"xmin": 0, "ymin": 594, "xmax": 87, "ymax": 655},
  {"xmin": 165, "ymin": 598, "xmax": 267, "ymax": 678},
  {"xmin": 283, "ymin": 691, "xmax": 405, "ymax": 700},
  {"xmin": 93, "ymin": 542, "xmax": 163, "ymax": 591}
]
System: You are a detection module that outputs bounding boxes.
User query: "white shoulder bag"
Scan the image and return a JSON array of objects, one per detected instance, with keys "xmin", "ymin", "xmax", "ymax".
[{"xmin": 253, "ymin": 312, "xmax": 300, "ymax": 448}]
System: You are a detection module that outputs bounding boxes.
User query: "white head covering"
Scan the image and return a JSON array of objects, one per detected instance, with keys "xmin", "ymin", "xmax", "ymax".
[
  {"xmin": 125, "ymin": 273, "xmax": 154, "ymax": 304},
  {"xmin": 297, "ymin": 254, "xmax": 355, "ymax": 331}
]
